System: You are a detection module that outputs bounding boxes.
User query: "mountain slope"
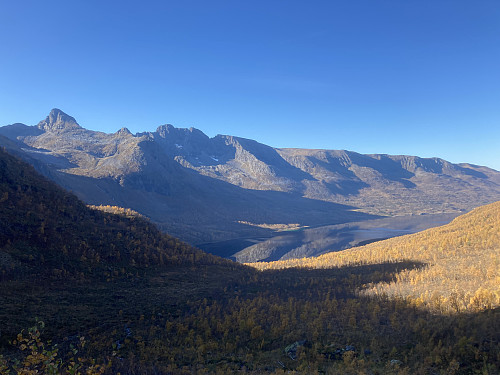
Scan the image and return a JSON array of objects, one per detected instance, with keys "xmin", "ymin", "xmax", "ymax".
[
  {"xmin": 250, "ymin": 200, "xmax": 500, "ymax": 313},
  {"xmin": 0, "ymin": 147, "xmax": 230, "ymax": 281},
  {"xmin": 0, "ymin": 146, "xmax": 251, "ymax": 338},
  {"xmin": 1, "ymin": 109, "xmax": 499, "ymax": 248}
]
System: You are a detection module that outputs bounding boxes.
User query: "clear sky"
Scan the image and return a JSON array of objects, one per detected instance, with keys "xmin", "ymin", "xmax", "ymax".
[{"xmin": 1, "ymin": 0, "xmax": 499, "ymax": 170}]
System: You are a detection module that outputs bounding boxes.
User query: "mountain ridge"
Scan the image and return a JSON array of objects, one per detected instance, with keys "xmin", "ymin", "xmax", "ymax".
[{"xmin": 1, "ymin": 109, "xmax": 499, "ymax": 248}]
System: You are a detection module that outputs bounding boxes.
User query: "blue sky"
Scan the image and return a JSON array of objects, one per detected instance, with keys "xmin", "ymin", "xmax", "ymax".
[{"xmin": 1, "ymin": 0, "xmax": 499, "ymax": 170}]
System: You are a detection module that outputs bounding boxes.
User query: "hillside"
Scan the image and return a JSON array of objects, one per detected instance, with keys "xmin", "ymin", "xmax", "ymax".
[
  {"xmin": 0, "ymin": 148, "xmax": 499, "ymax": 374},
  {"xmin": 0, "ymin": 147, "xmax": 250, "ymax": 334},
  {"xmin": 1, "ymin": 109, "xmax": 499, "ymax": 248},
  {"xmin": 249, "ymin": 201, "xmax": 500, "ymax": 313},
  {"xmin": 0, "ymin": 147, "xmax": 234, "ymax": 280}
]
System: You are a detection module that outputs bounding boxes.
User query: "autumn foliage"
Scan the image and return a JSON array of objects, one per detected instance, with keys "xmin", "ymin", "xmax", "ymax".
[{"xmin": 249, "ymin": 201, "xmax": 500, "ymax": 314}]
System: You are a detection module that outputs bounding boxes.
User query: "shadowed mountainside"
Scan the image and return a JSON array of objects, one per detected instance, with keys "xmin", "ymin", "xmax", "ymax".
[
  {"xmin": 0, "ymin": 146, "xmax": 251, "ymax": 332},
  {"xmin": 0, "ymin": 147, "xmax": 240, "ymax": 281},
  {"xmin": 1, "ymin": 109, "xmax": 499, "ymax": 248}
]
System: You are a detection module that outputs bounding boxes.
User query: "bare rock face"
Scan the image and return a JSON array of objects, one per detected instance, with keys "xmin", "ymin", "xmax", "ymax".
[
  {"xmin": 37, "ymin": 108, "xmax": 81, "ymax": 132},
  {"xmin": 1, "ymin": 109, "xmax": 499, "ymax": 248}
]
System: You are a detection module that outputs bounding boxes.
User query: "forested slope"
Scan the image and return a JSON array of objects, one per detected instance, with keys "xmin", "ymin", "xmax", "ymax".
[
  {"xmin": 0, "ymin": 146, "xmax": 250, "ymax": 339},
  {"xmin": 0, "ymin": 148, "xmax": 237, "ymax": 281}
]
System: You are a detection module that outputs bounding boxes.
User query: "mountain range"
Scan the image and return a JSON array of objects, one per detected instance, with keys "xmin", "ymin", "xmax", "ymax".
[{"xmin": 1, "ymin": 109, "xmax": 499, "ymax": 256}]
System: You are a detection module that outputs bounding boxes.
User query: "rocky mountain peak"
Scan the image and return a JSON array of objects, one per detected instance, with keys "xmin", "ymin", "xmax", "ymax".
[
  {"xmin": 37, "ymin": 108, "xmax": 81, "ymax": 132},
  {"xmin": 155, "ymin": 124, "xmax": 176, "ymax": 138},
  {"xmin": 154, "ymin": 124, "xmax": 210, "ymax": 144},
  {"xmin": 116, "ymin": 127, "xmax": 132, "ymax": 136}
]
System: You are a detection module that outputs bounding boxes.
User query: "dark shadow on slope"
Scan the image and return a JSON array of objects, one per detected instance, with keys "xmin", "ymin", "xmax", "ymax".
[
  {"xmin": 456, "ymin": 164, "xmax": 489, "ymax": 179},
  {"xmin": 0, "ymin": 260, "xmax": 425, "ymax": 343},
  {"xmin": 161, "ymin": 167, "xmax": 381, "ymax": 245},
  {"xmin": 2, "ymin": 246, "xmax": 498, "ymax": 374},
  {"xmin": 346, "ymin": 152, "xmax": 417, "ymax": 188},
  {"xmin": 303, "ymin": 154, "xmax": 370, "ymax": 196},
  {"xmin": 323, "ymin": 179, "xmax": 370, "ymax": 196},
  {"xmin": 258, "ymin": 260, "xmax": 427, "ymax": 297}
]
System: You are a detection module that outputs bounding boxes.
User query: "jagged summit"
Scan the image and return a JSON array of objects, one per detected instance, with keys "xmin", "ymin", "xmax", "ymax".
[
  {"xmin": 37, "ymin": 108, "xmax": 81, "ymax": 132},
  {"xmin": 155, "ymin": 124, "xmax": 176, "ymax": 136},
  {"xmin": 155, "ymin": 124, "xmax": 208, "ymax": 139},
  {"xmin": 116, "ymin": 127, "xmax": 132, "ymax": 136}
]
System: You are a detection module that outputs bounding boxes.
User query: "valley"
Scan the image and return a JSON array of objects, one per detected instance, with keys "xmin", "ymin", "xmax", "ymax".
[
  {"xmin": 2, "ymin": 2, "xmax": 499, "ymax": 373},
  {"xmin": 0, "ymin": 111, "xmax": 499, "ymax": 374},
  {"xmin": 1, "ymin": 109, "xmax": 499, "ymax": 253},
  {"xmin": 210, "ymin": 212, "xmax": 461, "ymax": 262},
  {"xmin": 0, "ymin": 143, "xmax": 499, "ymax": 374}
]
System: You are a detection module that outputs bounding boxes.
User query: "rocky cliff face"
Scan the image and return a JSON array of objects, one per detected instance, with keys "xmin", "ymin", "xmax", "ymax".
[
  {"xmin": 1, "ymin": 109, "xmax": 499, "ymax": 246},
  {"xmin": 36, "ymin": 109, "xmax": 81, "ymax": 132}
]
